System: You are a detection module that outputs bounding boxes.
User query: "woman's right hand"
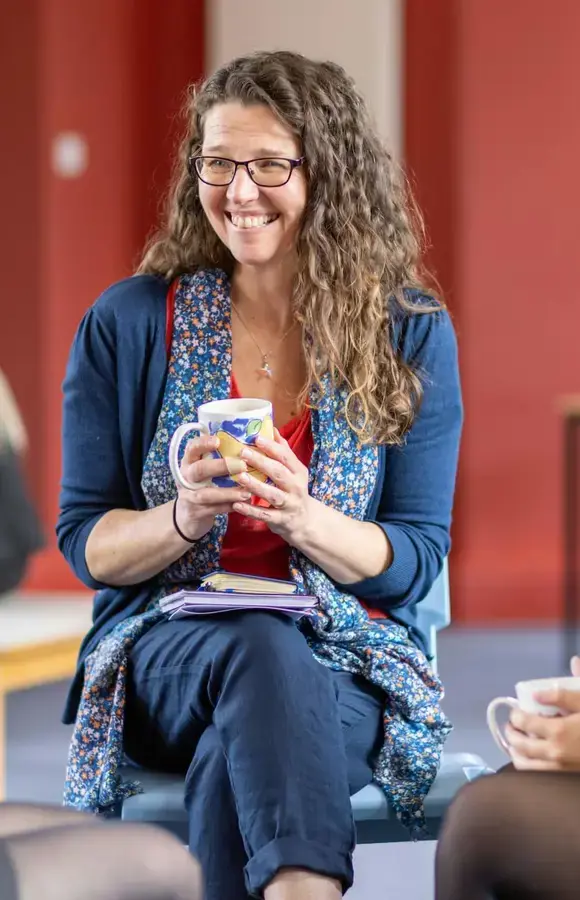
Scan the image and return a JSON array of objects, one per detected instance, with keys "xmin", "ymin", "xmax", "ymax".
[{"xmin": 174, "ymin": 435, "xmax": 251, "ymax": 541}]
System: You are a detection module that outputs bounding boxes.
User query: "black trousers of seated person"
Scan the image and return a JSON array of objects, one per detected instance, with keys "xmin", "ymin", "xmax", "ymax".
[
  {"xmin": 435, "ymin": 765, "xmax": 580, "ymax": 899},
  {"xmin": 124, "ymin": 612, "xmax": 385, "ymax": 900}
]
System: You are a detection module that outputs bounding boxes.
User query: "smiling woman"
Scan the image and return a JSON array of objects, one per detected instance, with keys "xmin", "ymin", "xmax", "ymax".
[{"xmin": 57, "ymin": 50, "xmax": 463, "ymax": 900}]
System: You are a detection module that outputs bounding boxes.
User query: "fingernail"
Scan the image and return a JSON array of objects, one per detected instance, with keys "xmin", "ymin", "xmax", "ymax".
[
  {"xmin": 238, "ymin": 472, "xmax": 250, "ymax": 484},
  {"xmin": 240, "ymin": 448, "xmax": 252, "ymax": 460},
  {"xmin": 225, "ymin": 458, "xmax": 247, "ymax": 476},
  {"xmin": 240, "ymin": 492, "xmax": 251, "ymax": 500}
]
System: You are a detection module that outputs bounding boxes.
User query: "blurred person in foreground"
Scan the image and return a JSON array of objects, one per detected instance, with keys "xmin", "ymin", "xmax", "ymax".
[
  {"xmin": 436, "ymin": 655, "xmax": 580, "ymax": 899},
  {"xmin": 0, "ymin": 802, "xmax": 201, "ymax": 899},
  {"xmin": 0, "ymin": 368, "xmax": 43, "ymax": 597},
  {"xmin": 58, "ymin": 51, "xmax": 462, "ymax": 900},
  {"xmin": 0, "ymin": 371, "xmax": 201, "ymax": 900},
  {"xmin": 0, "ymin": 377, "xmax": 200, "ymax": 900}
]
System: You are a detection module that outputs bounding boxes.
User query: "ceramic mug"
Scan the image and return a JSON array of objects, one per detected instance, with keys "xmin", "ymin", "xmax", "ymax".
[{"xmin": 169, "ymin": 398, "xmax": 274, "ymax": 490}]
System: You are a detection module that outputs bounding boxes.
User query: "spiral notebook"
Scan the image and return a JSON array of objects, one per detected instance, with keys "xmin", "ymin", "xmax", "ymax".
[{"xmin": 160, "ymin": 571, "xmax": 317, "ymax": 621}]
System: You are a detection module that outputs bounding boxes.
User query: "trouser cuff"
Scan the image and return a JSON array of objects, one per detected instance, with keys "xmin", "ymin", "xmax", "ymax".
[{"xmin": 244, "ymin": 836, "xmax": 354, "ymax": 896}]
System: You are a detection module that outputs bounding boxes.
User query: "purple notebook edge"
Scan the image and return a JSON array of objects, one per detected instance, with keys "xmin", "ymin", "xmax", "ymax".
[
  {"xmin": 161, "ymin": 590, "xmax": 317, "ymax": 606},
  {"xmin": 168, "ymin": 605, "xmax": 314, "ymax": 621}
]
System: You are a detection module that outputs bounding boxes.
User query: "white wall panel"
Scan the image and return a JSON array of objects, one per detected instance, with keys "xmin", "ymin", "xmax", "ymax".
[{"xmin": 207, "ymin": 0, "xmax": 403, "ymax": 156}]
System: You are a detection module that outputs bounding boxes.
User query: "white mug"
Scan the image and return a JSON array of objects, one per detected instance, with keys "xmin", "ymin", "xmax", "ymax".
[
  {"xmin": 487, "ymin": 676, "xmax": 580, "ymax": 756},
  {"xmin": 169, "ymin": 398, "xmax": 273, "ymax": 490}
]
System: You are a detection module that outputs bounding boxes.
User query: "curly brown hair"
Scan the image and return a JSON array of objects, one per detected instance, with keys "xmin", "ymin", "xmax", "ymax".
[{"xmin": 138, "ymin": 50, "xmax": 439, "ymax": 444}]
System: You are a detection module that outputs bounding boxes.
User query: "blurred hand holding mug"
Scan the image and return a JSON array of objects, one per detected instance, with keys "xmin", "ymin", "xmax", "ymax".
[{"xmin": 487, "ymin": 657, "xmax": 580, "ymax": 771}]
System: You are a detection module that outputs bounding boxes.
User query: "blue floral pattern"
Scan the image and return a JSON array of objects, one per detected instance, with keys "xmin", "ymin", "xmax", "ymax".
[{"xmin": 64, "ymin": 268, "xmax": 451, "ymax": 836}]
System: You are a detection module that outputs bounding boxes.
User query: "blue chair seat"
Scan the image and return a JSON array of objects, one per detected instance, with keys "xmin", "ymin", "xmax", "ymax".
[{"xmin": 120, "ymin": 751, "xmax": 492, "ymax": 844}]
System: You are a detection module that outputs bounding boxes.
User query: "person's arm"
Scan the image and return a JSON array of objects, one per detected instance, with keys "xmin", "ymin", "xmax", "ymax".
[
  {"xmin": 329, "ymin": 305, "xmax": 463, "ymax": 608},
  {"xmin": 290, "ymin": 502, "xmax": 392, "ymax": 584},
  {"xmin": 56, "ymin": 295, "xmax": 179, "ymax": 589},
  {"xmin": 57, "ymin": 293, "xmax": 250, "ymax": 588},
  {"xmin": 84, "ymin": 505, "xmax": 198, "ymax": 586},
  {"xmin": 86, "ymin": 446, "xmax": 250, "ymax": 586},
  {"xmin": 233, "ymin": 304, "xmax": 462, "ymax": 607}
]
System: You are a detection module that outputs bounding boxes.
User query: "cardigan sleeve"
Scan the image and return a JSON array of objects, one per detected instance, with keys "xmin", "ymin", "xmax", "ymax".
[
  {"xmin": 56, "ymin": 275, "xmax": 167, "ymax": 590},
  {"xmin": 335, "ymin": 305, "xmax": 463, "ymax": 611},
  {"xmin": 56, "ymin": 301, "xmax": 131, "ymax": 590}
]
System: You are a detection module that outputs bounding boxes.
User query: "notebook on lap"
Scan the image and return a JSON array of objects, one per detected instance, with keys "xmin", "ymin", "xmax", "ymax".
[{"xmin": 160, "ymin": 571, "xmax": 317, "ymax": 621}]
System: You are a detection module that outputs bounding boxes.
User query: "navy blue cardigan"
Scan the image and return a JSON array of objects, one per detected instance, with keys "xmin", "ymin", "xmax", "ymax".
[{"xmin": 57, "ymin": 274, "xmax": 463, "ymax": 723}]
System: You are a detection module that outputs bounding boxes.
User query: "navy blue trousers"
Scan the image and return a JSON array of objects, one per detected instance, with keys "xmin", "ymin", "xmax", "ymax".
[{"xmin": 124, "ymin": 612, "xmax": 384, "ymax": 900}]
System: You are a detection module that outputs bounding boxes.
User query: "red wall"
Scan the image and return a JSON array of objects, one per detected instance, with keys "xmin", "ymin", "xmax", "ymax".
[
  {"xmin": 0, "ymin": 0, "xmax": 43, "ymax": 499},
  {"xmin": 407, "ymin": 0, "xmax": 580, "ymax": 621},
  {"xmin": 5, "ymin": 1, "xmax": 579, "ymax": 618},
  {"xmin": 1, "ymin": 0, "xmax": 204, "ymax": 590}
]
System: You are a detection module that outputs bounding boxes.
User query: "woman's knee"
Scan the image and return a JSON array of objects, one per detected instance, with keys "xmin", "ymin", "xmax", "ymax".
[
  {"xmin": 441, "ymin": 770, "xmax": 543, "ymax": 852},
  {"xmin": 116, "ymin": 824, "xmax": 202, "ymax": 899},
  {"xmin": 444, "ymin": 774, "xmax": 509, "ymax": 830},
  {"xmin": 88, "ymin": 823, "xmax": 202, "ymax": 899},
  {"xmin": 438, "ymin": 773, "xmax": 517, "ymax": 870},
  {"xmin": 436, "ymin": 774, "xmax": 506, "ymax": 886},
  {"xmin": 0, "ymin": 803, "xmax": 98, "ymax": 839},
  {"xmin": 5, "ymin": 822, "xmax": 201, "ymax": 900}
]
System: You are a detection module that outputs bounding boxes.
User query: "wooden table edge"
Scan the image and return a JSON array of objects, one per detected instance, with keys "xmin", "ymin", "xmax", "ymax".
[{"xmin": 0, "ymin": 633, "xmax": 84, "ymax": 801}]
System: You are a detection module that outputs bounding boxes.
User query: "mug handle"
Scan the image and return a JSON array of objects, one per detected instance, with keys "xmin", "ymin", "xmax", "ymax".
[
  {"xmin": 169, "ymin": 422, "xmax": 211, "ymax": 490},
  {"xmin": 486, "ymin": 696, "xmax": 519, "ymax": 754}
]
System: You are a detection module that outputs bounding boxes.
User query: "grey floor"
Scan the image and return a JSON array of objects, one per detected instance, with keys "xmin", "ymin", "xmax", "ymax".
[{"xmin": 6, "ymin": 625, "xmax": 567, "ymax": 898}]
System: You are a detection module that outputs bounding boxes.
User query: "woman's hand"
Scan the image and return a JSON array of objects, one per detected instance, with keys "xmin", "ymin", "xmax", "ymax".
[
  {"xmin": 231, "ymin": 429, "xmax": 391, "ymax": 583},
  {"xmin": 506, "ymin": 656, "xmax": 580, "ymax": 771},
  {"xmin": 231, "ymin": 430, "xmax": 316, "ymax": 546},
  {"xmin": 175, "ymin": 435, "xmax": 252, "ymax": 541}
]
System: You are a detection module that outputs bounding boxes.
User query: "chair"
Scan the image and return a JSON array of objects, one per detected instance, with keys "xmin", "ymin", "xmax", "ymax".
[{"xmin": 120, "ymin": 562, "xmax": 493, "ymax": 843}]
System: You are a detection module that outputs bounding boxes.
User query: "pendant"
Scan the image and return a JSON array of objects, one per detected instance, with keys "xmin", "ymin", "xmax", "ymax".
[{"xmin": 258, "ymin": 357, "xmax": 273, "ymax": 378}]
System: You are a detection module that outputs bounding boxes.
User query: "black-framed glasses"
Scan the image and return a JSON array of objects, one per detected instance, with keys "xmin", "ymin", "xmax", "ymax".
[{"xmin": 189, "ymin": 155, "xmax": 305, "ymax": 187}]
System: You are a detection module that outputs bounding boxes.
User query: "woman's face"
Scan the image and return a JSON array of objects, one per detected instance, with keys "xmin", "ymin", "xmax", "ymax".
[{"xmin": 198, "ymin": 102, "xmax": 307, "ymax": 271}]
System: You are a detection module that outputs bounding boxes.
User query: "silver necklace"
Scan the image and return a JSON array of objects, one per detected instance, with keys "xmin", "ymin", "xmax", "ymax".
[{"xmin": 232, "ymin": 302, "xmax": 296, "ymax": 379}]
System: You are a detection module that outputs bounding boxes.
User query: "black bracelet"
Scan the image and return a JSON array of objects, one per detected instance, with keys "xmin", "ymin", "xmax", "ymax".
[{"xmin": 172, "ymin": 497, "xmax": 197, "ymax": 543}]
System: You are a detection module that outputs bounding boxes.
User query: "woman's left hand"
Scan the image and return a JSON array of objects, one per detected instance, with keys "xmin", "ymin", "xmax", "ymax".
[
  {"xmin": 232, "ymin": 430, "xmax": 316, "ymax": 545},
  {"xmin": 506, "ymin": 657, "xmax": 580, "ymax": 771}
]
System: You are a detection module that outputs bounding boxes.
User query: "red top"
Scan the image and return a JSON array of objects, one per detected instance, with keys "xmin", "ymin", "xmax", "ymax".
[{"xmin": 220, "ymin": 375, "xmax": 314, "ymax": 578}]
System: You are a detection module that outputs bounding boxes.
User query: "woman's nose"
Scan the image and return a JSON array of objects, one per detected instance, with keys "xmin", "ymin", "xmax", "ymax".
[{"xmin": 226, "ymin": 165, "xmax": 260, "ymax": 203}]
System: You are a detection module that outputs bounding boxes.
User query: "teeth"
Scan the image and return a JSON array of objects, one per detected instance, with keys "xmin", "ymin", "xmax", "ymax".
[{"xmin": 230, "ymin": 214, "xmax": 277, "ymax": 229}]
